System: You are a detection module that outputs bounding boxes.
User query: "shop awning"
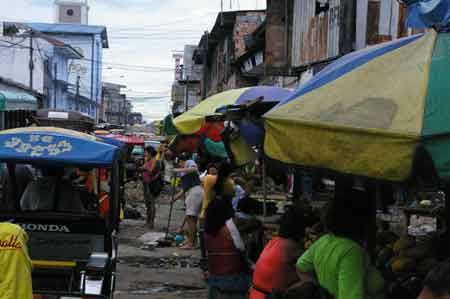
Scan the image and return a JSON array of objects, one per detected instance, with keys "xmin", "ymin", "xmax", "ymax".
[{"xmin": 0, "ymin": 90, "xmax": 38, "ymax": 111}]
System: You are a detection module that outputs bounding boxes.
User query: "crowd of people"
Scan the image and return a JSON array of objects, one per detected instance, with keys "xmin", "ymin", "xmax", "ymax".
[
  {"xmin": 3, "ymin": 145, "xmax": 450, "ymax": 299},
  {"xmin": 138, "ymin": 147, "xmax": 450, "ymax": 299}
]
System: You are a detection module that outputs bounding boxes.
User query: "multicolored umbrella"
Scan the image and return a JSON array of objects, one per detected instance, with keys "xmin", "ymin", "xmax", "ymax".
[
  {"xmin": 173, "ymin": 86, "xmax": 292, "ymax": 144},
  {"xmin": 264, "ymin": 30, "xmax": 450, "ymax": 182}
]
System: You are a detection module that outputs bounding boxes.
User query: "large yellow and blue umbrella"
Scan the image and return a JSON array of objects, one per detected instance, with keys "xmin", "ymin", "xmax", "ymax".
[{"xmin": 264, "ymin": 30, "xmax": 450, "ymax": 182}]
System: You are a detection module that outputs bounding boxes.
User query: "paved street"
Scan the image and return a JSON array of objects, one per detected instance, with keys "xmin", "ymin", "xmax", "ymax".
[{"xmin": 114, "ymin": 191, "xmax": 208, "ymax": 299}]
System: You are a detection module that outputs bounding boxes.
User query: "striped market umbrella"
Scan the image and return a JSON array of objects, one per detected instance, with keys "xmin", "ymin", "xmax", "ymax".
[
  {"xmin": 264, "ymin": 30, "xmax": 450, "ymax": 182},
  {"xmin": 173, "ymin": 86, "xmax": 292, "ymax": 144}
]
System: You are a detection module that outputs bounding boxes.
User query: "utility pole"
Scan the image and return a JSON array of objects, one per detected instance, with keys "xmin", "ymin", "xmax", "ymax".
[
  {"xmin": 202, "ymin": 31, "xmax": 208, "ymax": 100},
  {"xmin": 184, "ymin": 75, "xmax": 189, "ymax": 112},
  {"xmin": 123, "ymin": 95, "xmax": 127, "ymax": 127},
  {"xmin": 29, "ymin": 31, "xmax": 34, "ymax": 90},
  {"xmin": 108, "ymin": 93, "xmax": 112, "ymax": 124},
  {"xmin": 221, "ymin": 0, "xmax": 224, "ymax": 25},
  {"xmin": 53, "ymin": 63, "xmax": 57, "ymax": 109},
  {"xmin": 75, "ymin": 75, "xmax": 80, "ymax": 111}
]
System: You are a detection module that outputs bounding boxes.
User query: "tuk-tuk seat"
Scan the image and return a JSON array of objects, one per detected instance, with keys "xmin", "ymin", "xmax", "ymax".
[{"xmin": 20, "ymin": 177, "xmax": 56, "ymax": 211}]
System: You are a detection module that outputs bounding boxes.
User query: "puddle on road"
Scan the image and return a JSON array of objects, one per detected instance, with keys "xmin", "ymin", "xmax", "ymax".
[
  {"xmin": 118, "ymin": 255, "xmax": 201, "ymax": 269},
  {"xmin": 128, "ymin": 281, "xmax": 204, "ymax": 294}
]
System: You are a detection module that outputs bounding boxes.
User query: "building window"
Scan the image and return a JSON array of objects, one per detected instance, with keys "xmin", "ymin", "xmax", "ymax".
[{"xmin": 315, "ymin": 0, "xmax": 330, "ymax": 15}]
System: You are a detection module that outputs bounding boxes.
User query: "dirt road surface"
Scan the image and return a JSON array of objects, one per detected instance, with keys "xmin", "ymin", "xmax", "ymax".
[{"xmin": 114, "ymin": 186, "xmax": 208, "ymax": 299}]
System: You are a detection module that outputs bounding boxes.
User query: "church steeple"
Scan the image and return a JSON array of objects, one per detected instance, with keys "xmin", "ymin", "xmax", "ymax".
[{"xmin": 54, "ymin": 0, "xmax": 89, "ymax": 25}]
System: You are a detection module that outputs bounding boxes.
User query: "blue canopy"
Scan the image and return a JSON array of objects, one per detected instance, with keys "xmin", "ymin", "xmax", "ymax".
[{"xmin": 0, "ymin": 127, "xmax": 120, "ymax": 167}]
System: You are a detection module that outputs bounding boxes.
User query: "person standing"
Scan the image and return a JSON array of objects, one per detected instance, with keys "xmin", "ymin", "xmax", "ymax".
[
  {"xmin": 141, "ymin": 146, "xmax": 160, "ymax": 228},
  {"xmin": 0, "ymin": 222, "xmax": 33, "ymax": 299},
  {"xmin": 204, "ymin": 196, "xmax": 260, "ymax": 299},
  {"xmin": 172, "ymin": 152, "xmax": 204, "ymax": 249},
  {"xmin": 200, "ymin": 162, "xmax": 235, "ymax": 221}
]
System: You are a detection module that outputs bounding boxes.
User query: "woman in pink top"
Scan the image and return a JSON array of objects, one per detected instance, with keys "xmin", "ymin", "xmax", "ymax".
[
  {"xmin": 141, "ymin": 146, "xmax": 159, "ymax": 228},
  {"xmin": 250, "ymin": 207, "xmax": 315, "ymax": 299}
]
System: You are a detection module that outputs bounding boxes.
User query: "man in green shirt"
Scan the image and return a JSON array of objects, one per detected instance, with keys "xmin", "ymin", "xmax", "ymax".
[{"xmin": 296, "ymin": 188, "xmax": 385, "ymax": 299}]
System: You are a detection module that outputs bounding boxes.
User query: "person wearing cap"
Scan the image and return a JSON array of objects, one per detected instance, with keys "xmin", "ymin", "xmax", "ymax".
[{"xmin": 172, "ymin": 152, "xmax": 204, "ymax": 249}]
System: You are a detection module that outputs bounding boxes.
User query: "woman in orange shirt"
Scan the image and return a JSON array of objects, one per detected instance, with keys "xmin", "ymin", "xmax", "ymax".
[{"xmin": 250, "ymin": 207, "xmax": 314, "ymax": 299}]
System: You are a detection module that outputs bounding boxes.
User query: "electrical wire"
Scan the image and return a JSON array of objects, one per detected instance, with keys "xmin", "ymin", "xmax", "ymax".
[
  {"xmin": 0, "ymin": 38, "xmax": 28, "ymax": 48},
  {"xmin": 0, "ymin": 43, "xmax": 176, "ymax": 72},
  {"xmin": 103, "ymin": 12, "xmax": 216, "ymax": 31},
  {"xmin": 44, "ymin": 47, "xmax": 175, "ymax": 71}
]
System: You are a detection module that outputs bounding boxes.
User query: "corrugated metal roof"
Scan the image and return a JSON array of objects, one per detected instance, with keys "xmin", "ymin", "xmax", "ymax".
[{"xmin": 4, "ymin": 21, "xmax": 108, "ymax": 48}]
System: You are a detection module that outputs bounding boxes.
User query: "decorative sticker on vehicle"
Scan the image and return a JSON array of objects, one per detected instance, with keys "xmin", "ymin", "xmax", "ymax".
[{"xmin": 4, "ymin": 135, "xmax": 73, "ymax": 157}]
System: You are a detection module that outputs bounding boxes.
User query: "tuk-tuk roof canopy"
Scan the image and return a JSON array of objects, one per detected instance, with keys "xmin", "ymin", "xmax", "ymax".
[{"xmin": 0, "ymin": 127, "xmax": 120, "ymax": 167}]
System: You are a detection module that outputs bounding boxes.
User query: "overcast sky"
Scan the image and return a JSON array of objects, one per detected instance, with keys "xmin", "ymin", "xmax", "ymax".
[{"xmin": 0, "ymin": 0, "xmax": 266, "ymax": 122}]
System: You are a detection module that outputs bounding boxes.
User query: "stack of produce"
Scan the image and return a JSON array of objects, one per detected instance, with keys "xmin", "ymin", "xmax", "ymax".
[{"xmin": 376, "ymin": 233, "xmax": 438, "ymax": 274}]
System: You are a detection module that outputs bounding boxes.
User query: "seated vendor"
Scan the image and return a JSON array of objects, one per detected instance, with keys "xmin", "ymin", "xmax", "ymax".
[
  {"xmin": 296, "ymin": 188, "xmax": 385, "ymax": 299},
  {"xmin": 75, "ymin": 168, "xmax": 98, "ymax": 195},
  {"xmin": 98, "ymin": 168, "xmax": 110, "ymax": 218},
  {"xmin": 250, "ymin": 206, "xmax": 313, "ymax": 299},
  {"xmin": 418, "ymin": 260, "xmax": 450, "ymax": 299}
]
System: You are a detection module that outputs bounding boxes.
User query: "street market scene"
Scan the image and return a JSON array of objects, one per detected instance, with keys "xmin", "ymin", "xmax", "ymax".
[{"xmin": 2, "ymin": 0, "xmax": 450, "ymax": 299}]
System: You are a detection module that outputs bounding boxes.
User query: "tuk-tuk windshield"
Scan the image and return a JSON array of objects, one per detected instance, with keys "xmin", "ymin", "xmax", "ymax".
[{"xmin": 0, "ymin": 163, "xmax": 110, "ymax": 216}]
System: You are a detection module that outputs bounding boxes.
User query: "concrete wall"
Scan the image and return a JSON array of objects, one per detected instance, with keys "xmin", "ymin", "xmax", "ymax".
[
  {"xmin": 0, "ymin": 29, "xmax": 102, "ymax": 118},
  {"xmin": 103, "ymin": 83, "xmax": 127, "ymax": 125},
  {"xmin": 266, "ymin": 0, "xmax": 292, "ymax": 68},
  {"xmin": 0, "ymin": 35, "xmax": 49, "ymax": 95},
  {"xmin": 51, "ymin": 33, "xmax": 103, "ymax": 118},
  {"xmin": 183, "ymin": 45, "xmax": 202, "ymax": 81},
  {"xmin": 204, "ymin": 11, "xmax": 265, "ymax": 97},
  {"xmin": 233, "ymin": 12, "xmax": 265, "ymax": 58}
]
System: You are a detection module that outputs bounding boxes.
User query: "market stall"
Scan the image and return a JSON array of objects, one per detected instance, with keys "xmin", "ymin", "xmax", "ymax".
[
  {"xmin": 0, "ymin": 89, "xmax": 38, "ymax": 130},
  {"xmin": 247, "ymin": 2, "xmax": 450, "ymax": 295},
  {"xmin": 259, "ymin": 23, "xmax": 450, "ymax": 299}
]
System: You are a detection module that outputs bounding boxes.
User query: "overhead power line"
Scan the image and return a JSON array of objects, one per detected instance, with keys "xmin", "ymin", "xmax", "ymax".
[
  {"xmin": 0, "ymin": 43, "xmax": 175, "ymax": 73},
  {"xmin": 104, "ymin": 12, "xmax": 216, "ymax": 31}
]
